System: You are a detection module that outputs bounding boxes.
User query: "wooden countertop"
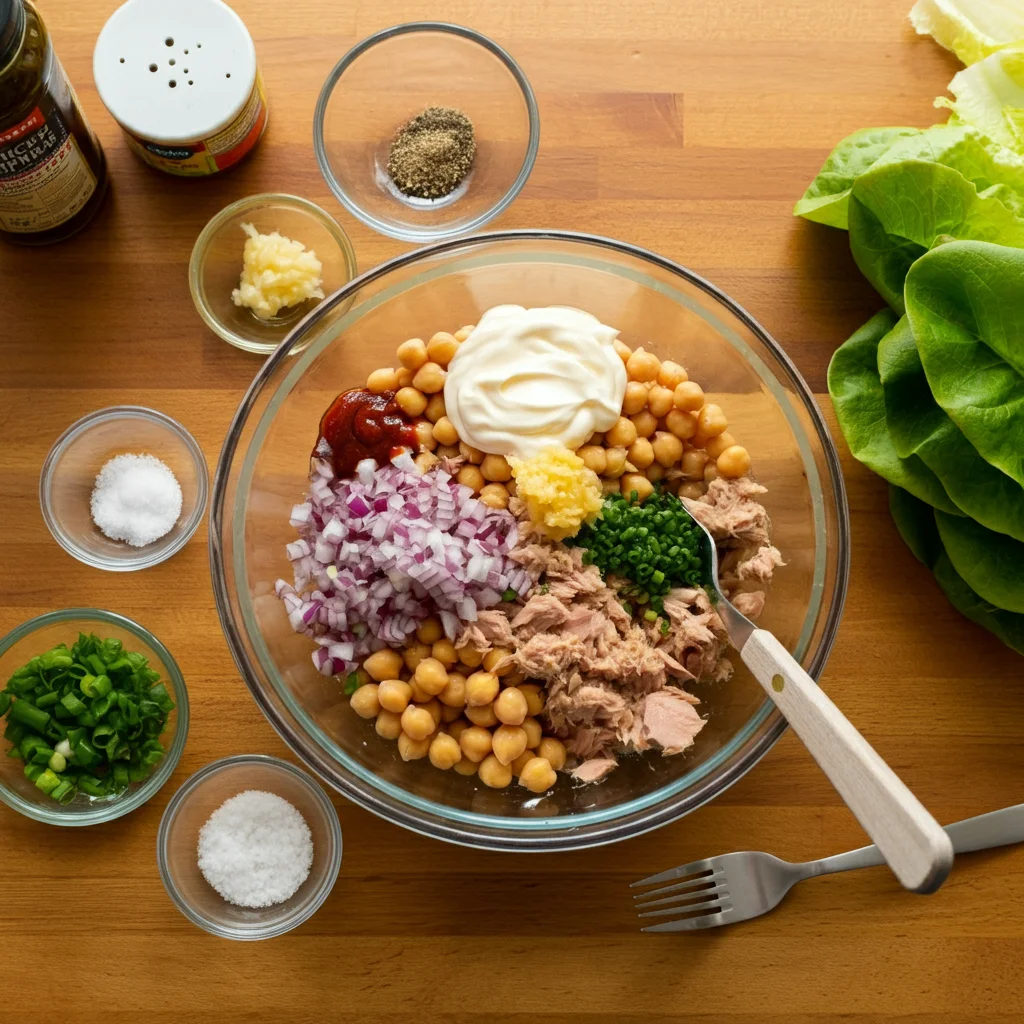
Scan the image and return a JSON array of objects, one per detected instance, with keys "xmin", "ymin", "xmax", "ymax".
[{"xmin": 3, "ymin": 1, "xmax": 1022, "ymax": 1020}]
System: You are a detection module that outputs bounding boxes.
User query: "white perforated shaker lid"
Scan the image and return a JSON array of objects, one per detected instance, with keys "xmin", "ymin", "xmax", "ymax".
[{"xmin": 93, "ymin": 0, "xmax": 257, "ymax": 144}]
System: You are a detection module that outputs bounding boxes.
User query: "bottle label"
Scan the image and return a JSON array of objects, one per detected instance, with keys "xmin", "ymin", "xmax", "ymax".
[
  {"xmin": 0, "ymin": 95, "xmax": 98, "ymax": 234},
  {"xmin": 123, "ymin": 71, "xmax": 268, "ymax": 177}
]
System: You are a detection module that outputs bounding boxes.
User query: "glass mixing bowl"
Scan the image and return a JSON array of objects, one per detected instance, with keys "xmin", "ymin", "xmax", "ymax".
[{"xmin": 210, "ymin": 231, "xmax": 849, "ymax": 851}]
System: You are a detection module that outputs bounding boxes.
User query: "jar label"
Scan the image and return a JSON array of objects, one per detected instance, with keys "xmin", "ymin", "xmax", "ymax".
[
  {"xmin": 123, "ymin": 71, "xmax": 268, "ymax": 177},
  {"xmin": 0, "ymin": 95, "xmax": 98, "ymax": 234}
]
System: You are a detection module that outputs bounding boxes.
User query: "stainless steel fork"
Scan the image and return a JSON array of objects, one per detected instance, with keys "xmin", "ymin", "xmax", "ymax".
[{"xmin": 632, "ymin": 802, "xmax": 1024, "ymax": 932}]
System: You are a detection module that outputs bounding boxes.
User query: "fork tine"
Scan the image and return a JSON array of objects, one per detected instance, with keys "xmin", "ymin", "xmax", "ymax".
[
  {"xmin": 633, "ymin": 869, "xmax": 723, "ymax": 902},
  {"xmin": 637, "ymin": 893, "xmax": 727, "ymax": 919},
  {"xmin": 634, "ymin": 881, "xmax": 727, "ymax": 910},
  {"xmin": 641, "ymin": 909, "xmax": 729, "ymax": 933},
  {"xmin": 630, "ymin": 857, "xmax": 717, "ymax": 888}
]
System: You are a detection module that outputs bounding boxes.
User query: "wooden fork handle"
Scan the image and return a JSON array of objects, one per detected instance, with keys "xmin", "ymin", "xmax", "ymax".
[{"xmin": 740, "ymin": 629, "xmax": 954, "ymax": 893}]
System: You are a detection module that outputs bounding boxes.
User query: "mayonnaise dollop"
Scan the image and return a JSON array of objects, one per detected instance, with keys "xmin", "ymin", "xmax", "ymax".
[{"xmin": 443, "ymin": 305, "xmax": 627, "ymax": 459}]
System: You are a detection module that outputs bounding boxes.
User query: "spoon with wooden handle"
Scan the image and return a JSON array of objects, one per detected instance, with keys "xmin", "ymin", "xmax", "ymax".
[{"xmin": 688, "ymin": 512, "xmax": 953, "ymax": 893}]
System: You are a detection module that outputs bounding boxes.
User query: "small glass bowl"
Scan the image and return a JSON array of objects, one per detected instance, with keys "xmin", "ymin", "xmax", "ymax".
[
  {"xmin": 190, "ymin": 193, "xmax": 357, "ymax": 356},
  {"xmin": 40, "ymin": 406, "xmax": 208, "ymax": 572},
  {"xmin": 157, "ymin": 755, "xmax": 343, "ymax": 940},
  {"xmin": 0, "ymin": 609, "xmax": 189, "ymax": 826},
  {"xmin": 313, "ymin": 22, "xmax": 540, "ymax": 242}
]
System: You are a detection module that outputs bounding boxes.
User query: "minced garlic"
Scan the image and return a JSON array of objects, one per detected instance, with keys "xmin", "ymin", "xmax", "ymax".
[
  {"xmin": 231, "ymin": 222, "xmax": 325, "ymax": 320},
  {"xmin": 508, "ymin": 447, "xmax": 603, "ymax": 541}
]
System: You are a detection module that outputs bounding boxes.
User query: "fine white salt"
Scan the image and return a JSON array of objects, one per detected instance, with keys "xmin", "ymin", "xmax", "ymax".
[
  {"xmin": 197, "ymin": 790, "xmax": 314, "ymax": 908},
  {"xmin": 90, "ymin": 453, "xmax": 182, "ymax": 548}
]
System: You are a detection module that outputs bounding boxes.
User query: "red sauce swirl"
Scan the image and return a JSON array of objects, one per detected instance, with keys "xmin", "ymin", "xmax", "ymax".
[{"xmin": 315, "ymin": 388, "xmax": 418, "ymax": 477}]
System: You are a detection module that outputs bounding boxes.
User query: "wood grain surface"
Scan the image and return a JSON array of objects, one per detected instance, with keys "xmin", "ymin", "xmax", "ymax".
[{"xmin": 3, "ymin": 1, "xmax": 1023, "ymax": 1021}]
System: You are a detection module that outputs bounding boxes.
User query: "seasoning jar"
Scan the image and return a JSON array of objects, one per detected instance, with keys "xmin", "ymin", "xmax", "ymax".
[
  {"xmin": 0, "ymin": 0, "xmax": 109, "ymax": 244},
  {"xmin": 93, "ymin": 0, "xmax": 267, "ymax": 177}
]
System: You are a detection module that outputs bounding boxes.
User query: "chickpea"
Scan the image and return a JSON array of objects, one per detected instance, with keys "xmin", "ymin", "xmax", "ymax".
[
  {"xmin": 502, "ymin": 668, "xmax": 526, "ymax": 687},
  {"xmin": 622, "ymin": 381, "xmax": 649, "ymax": 415},
  {"xmin": 492, "ymin": 725, "xmax": 528, "ymax": 765},
  {"xmin": 673, "ymin": 380, "xmax": 704, "ymax": 411},
  {"xmin": 439, "ymin": 672, "xmax": 467, "ymax": 707},
  {"xmin": 354, "ymin": 667, "xmax": 372, "ymax": 687},
  {"xmin": 453, "ymin": 756, "xmax": 478, "ymax": 776},
  {"xmin": 435, "ymin": 444, "xmax": 460, "ymax": 459},
  {"xmin": 466, "ymin": 670, "xmax": 499, "ymax": 706},
  {"xmin": 413, "ymin": 420, "xmax": 437, "ymax": 452},
  {"xmin": 604, "ymin": 447, "xmax": 628, "ymax": 478},
  {"xmin": 414, "ymin": 657, "xmax": 449, "ymax": 696},
  {"xmin": 588, "ymin": 431, "xmax": 605, "ymax": 446},
  {"xmin": 478, "ymin": 754, "xmax": 513, "ymax": 789},
  {"xmin": 697, "ymin": 403, "xmax": 728, "ymax": 438},
  {"xmin": 521, "ymin": 716, "xmax": 543, "ymax": 748},
  {"xmin": 681, "ymin": 449, "xmax": 708, "ymax": 479},
  {"xmin": 626, "ymin": 347, "xmax": 661, "ymax": 383},
  {"xmin": 414, "ymin": 451, "xmax": 439, "ymax": 474},
  {"xmin": 479, "ymin": 483, "xmax": 510, "ymax": 510},
  {"xmin": 397, "ymin": 338, "xmax": 428, "ymax": 370},
  {"xmin": 350, "ymin": 683, "xmax": 381, "ymax": 719},
  {"xmin": 412, "ymin": 361, "xmax": 446, "ymax": 394},
  {"xmin": 431, "ymin": 638, "xmax": 458, "ymax": 668},
  {"xmin": 511, "ymin": 749, "xmax": 537, "ymax": 776},
  {"xmin": 375, "ymin": 709, "xmax": 403, "ymax": 740},
  {"xmin": 424, "ymin": 394, "xmax": 446, "ymax": 422},
  {"xmin": 519, "ymin": 683, "xmax": 545, "ymax": 717},
  {"xmin": 431, "ymin": 416, "xmax": 459, "ymax": 446},
  {"xmin": 403, "ymin": 641, "xmax": 431, "ymax": 672},
  {"xmin": 377, "ymin": 679, "xmax": 413, "ymax": 714},
  {"xmin": 363, "ymin": 649, "xmax": 404, "ymax": 681},
  {"xmin": 401, "ymin": 705, "xmax": 437, "ymax": 741},
  {"xmin": 613, "ymin": 339, "xmax": 632, "ymax": 365},
  {"xmin": 494, "ymin": 686, "xmax": 528, "ymax": 726},
  {"xmin": 648, "ymin": 385, "xmax": 675, "ymax": 418},
  {"xmin": 605, "ymin": 416, "xmax": 638, "ymax": 448},
  {"xmin": 576, "ymin": 445, "xmax": 607, "ymax": 475},
  {"xmin": 652, "ymin": 430, "xmax": 684, "ymax": 468},
  {"xmin": 429, "ymin": 732, "xmax": 462, "ymax": 770},
  {"xmin": 704, "ymin": 462, "xmax": 719, "ymax": 484},
  {"xmin": 717, "ymin": 445, "xmax": 752, "ymax": 478},
  {"xmin": 441, "ymin": 703, "xmax": 463, "ymax": 723},
  {"xmin": 447, "ymin": 719, "xmax": 469, "ymax": 743},
  {"xmin": 646, "ymin": 463, "xmax": 666, "ymax": 483},
  {"xmin": 398, "ymin": 732, "xmax": 431, "ymax": 761},
  {"xmin": 483, "ymin": 648, "xmax": 514, "ymax": 676},
  {"xmin": 395, "ymin": 387, "xmax": 428, "ymax": 417},
  {"xmin": 426, "ymin": 331, "xmax": 459, "ymax": 367},
  {"xmin": 465, "ymin": 703, "xmax": 498, "ymax": 727},
  {"xmin": 519, "ymin": 756, "xmax": 557, "ymax": 794},
  {"xmin": 627, "ymin": 437, "xmax": 655, "ymax": 470},
  {"xmin": 458, "ymin": 645, "xmax": 484, "ymax": 669},
  {"xmin": 621, "ymin": 473, "xmax": 655, "ymax": 502},
  {"xmin": 415, "ymin": 617, "xmax": 442, "ymax": 644},
  {"xmin": 679, "ymin": 481, "xmax": 705, "ymax": 500},
  {"xmin": 395, "ymin": 368, "xmax": 414, "ymax": 388},
  {"xmin": 658, "ymin": 360, "xmax": 688, "ymax": 390},
  {"xmin": 410, "ymin": 676, "xmax": 434, "ymax": 703},
  {"xmin": 536, "ymin": 737, "xmax": 567, "ymax": 770},
  {"xmin": 665, "ymin": 409, "xmax": 698, "ymax": 440},
  {"xmin": 421, "ymin": 699, "xmax": 443, "ymax": 727},
  {"xmin": 601, "ymin": 477, "xmax": 620, "ymax": 496},
  {"xmin": 630, "ymin": 410, "xmax": 658, "ymax": 439},
  {"xmin": 454, "ymin": 325, "xmax": 475, "ymax": 342},
  {"xmin": 366, "ymin": 367, "xmax": 398, "ymax": 393},
  {"xmin": 458, "ymin": 441, "xmax": 485, "ymax": 464},
  {"xmin": 506, "ymin": 480, "xmax": 517, "ymax": 497},
  {"xmin": 704, "ymin": 431, "xmax": 736, "ymax": 460},
  {"xmin": 480, "ymin": 454, "xmax": 512, "ymax": 482},
  {"xmin": 459, "ymin": 725, "xmax": 493, "ymax": 763},
  {"xmin": 457, "ymin": 465, "xmax": 485, "ymax": 494}
]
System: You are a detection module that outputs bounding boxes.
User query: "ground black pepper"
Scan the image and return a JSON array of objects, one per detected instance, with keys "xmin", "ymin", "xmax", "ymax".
[{"xmin": 387, "ymin": 106, "xmax": 476, "ymax": 200}]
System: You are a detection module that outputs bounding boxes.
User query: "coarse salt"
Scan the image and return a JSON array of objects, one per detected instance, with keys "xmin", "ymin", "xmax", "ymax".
[
  {"xmin": 90, "ymin": 453, "xmax": 182, "ymax": 548},
  {"xmin": 197, "ymin": 790, "xmax": 314, "ymax": 909}
]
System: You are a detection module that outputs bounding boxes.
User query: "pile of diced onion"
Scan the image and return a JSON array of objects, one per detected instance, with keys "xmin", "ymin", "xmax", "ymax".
[{"xmin": 276, "ymin": 453, "xmax": 533, "ymax": 676}]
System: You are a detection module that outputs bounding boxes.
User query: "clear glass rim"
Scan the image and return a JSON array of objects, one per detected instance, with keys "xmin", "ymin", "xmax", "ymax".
[
  {"xmin": 0, "ymin": 608, "xmax": 190, "ymax": 825},
  {"xmin": 156, "ymin": 754, "xmax": 343, "ymax": 940},
  {"xmin": 188, "ymin": 193, "xmax": 358, "ymax": 355},
  {"xmin": 312, "ymin": 21, "xmax": 541, "ymax": 243},
  {"xmin": 39, "ymin": 405, "xmax": 209, "ymax": 572},
  {"xmin": 210, "ymin": 229, "xmax": 851, "ymax": 850}
]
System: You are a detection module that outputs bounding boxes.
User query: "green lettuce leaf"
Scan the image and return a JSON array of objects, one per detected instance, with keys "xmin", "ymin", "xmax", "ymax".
[
  {"xmin": 938, "ymin": 47, "xmax": 1024, "ymax": 150},
  {"xmin": 888, "ymin": 484, "xmax": 944, "ymax": 567},
  {"xmin": 877, "ymin": 313, "xmax": 1024, "ymax": 540},
  {"xmin": 827, "ymin": 310, "xmax": 961, "ymax": 512},
  {"xmin": 905, "ymin": 240, "xmax": 1024, "ymax": 484},
  {"xmin": 935, "ymin": 510, "xmax": 1024, "ymax": 611},
  {"xmin": 911, "ymin": 0, "xmax": 1024, "ymax": 66}
]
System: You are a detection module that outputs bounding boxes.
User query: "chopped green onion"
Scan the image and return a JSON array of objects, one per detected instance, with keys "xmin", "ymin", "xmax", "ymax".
[
  {"xmin": 0, "ymin": 693, "xmax": 11, "ymax": 716},
  {"xmin": 342, "ymin": 673, "xmax": 360, "ymax": 696},
  {"xmin": 60, "ymin": 692, "xmax": 87, "ymax": 716},
  {"xmin": 80, "ymin": 673, "xmax": 112, "ymax": 699},
  {"xmin": 502, "ymin": 588, "xmax": 518, "ymax": 601},
  {"xmin": 8, "ymin": 699, "xmax": 50, "ymax": 733},
  {"xmin": 51, "ymin": 780, "xmax": 77, "ymax": 805},
  {"xmin": 34, "ymin": 691, "xmax": 59, "ymax": 709},
  {"xmin": 644, "ymin": 609, "xmax": 658, "ymax": 622},
  {"xmin": 34, "ymin": 768, "xmax": 61, "ymax": 795},
  {"xmin": 48, "ymin": 751, "xmax": 67, "ymax": 773}
]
